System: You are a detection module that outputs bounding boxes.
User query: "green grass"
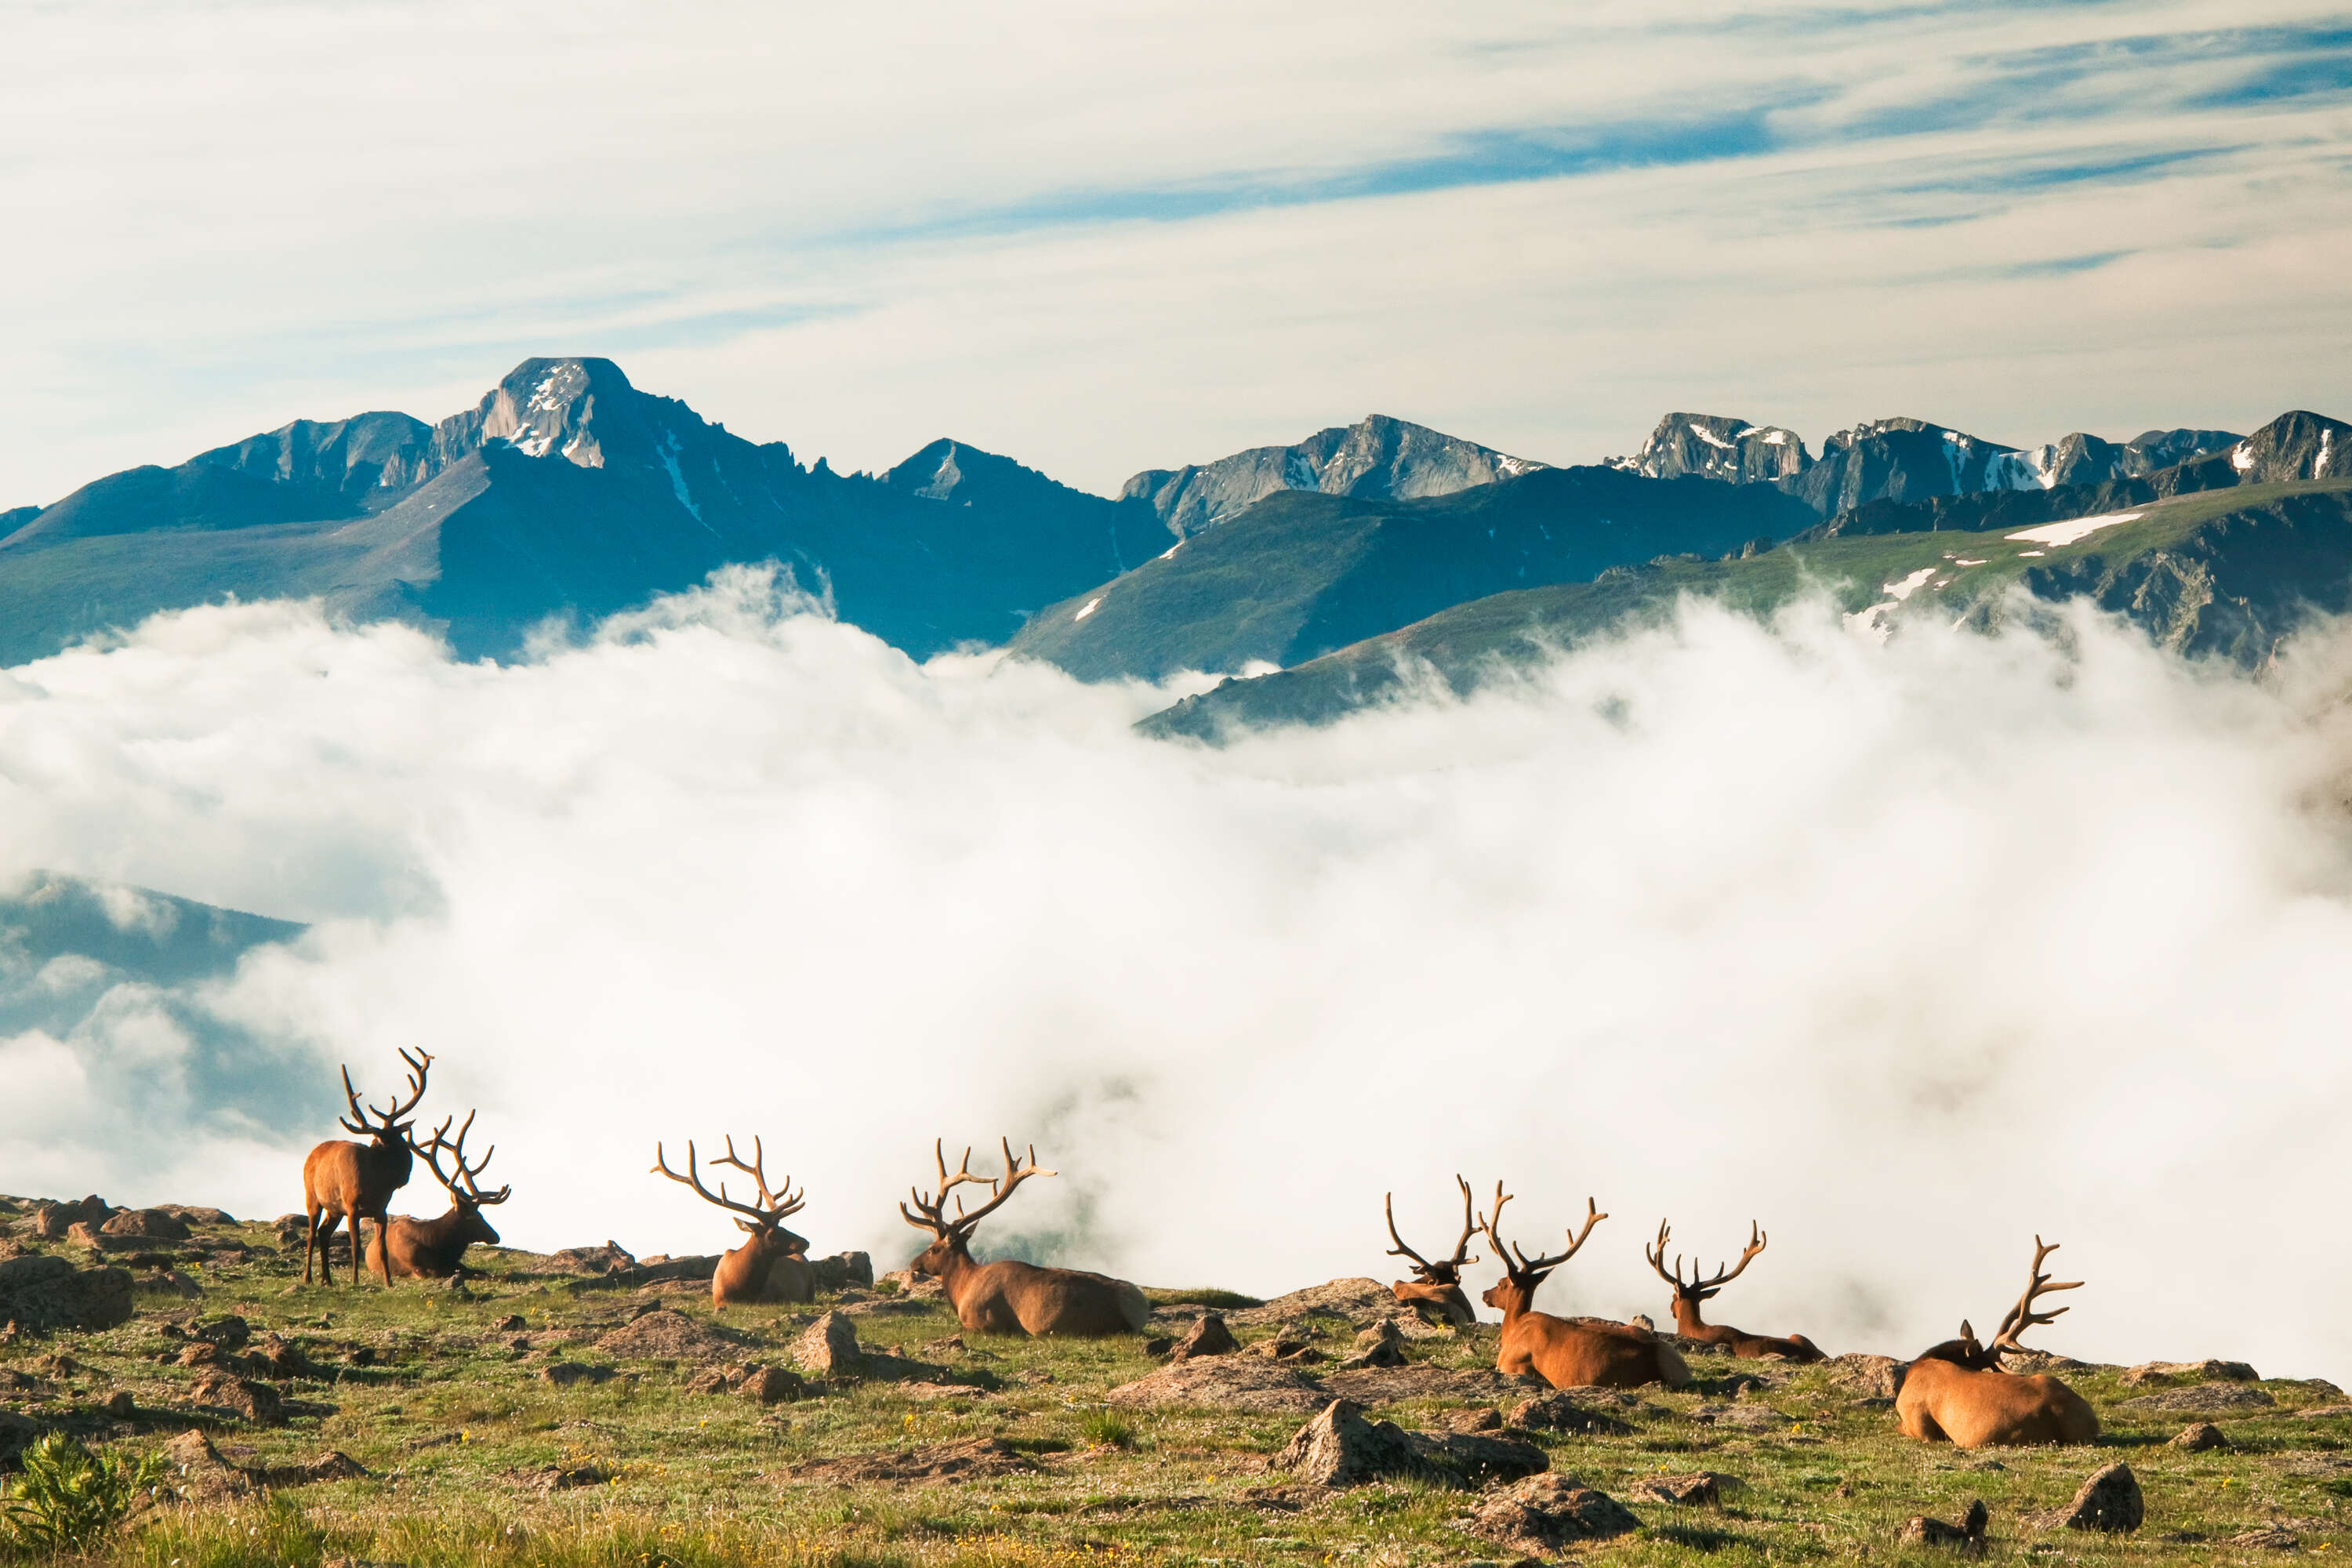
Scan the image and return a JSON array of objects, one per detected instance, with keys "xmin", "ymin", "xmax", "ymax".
[{"xmin": 4, "ymin": 1207, "xmax": 2350, "ymax": 1565}]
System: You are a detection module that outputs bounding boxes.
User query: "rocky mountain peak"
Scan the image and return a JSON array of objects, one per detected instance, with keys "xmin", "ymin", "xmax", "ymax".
[
  {"xmin": 452, "ymin": 357, "xmax": 641, "ymax": 470},
  {"xmin": 1609, "ymin": 413, "xmax": 1809, "ymax": 484}
]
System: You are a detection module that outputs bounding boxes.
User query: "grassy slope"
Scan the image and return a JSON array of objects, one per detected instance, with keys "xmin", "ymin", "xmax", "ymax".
[
  {"xmin": 4, "ymin": 1200, "xmax": 2348, "ymax": 1566},
  {"xmin": 1142, "ymin": 481, "xmax": 2352, "ymax": 739}
]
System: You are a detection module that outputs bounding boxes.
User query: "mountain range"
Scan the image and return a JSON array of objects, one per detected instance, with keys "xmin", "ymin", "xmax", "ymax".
[{"xmin": 5, "ymin": 358, "xmax": 2347, "ymax": 739}]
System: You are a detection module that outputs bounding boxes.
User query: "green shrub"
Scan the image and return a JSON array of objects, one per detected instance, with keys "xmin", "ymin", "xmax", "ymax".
[
  {"xmin": 0, "ymin": 1432, "xmax": 163, "ymax": 1554},
  {"xmin": 1078, "ymin": 1410, "xmax": 1136, "ymax": 1450}
]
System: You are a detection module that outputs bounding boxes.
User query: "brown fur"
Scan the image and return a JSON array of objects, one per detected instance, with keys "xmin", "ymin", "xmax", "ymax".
[
  {"xmin": 1647, "ymin": 1219, "xmax": 1827, "ymax": 1362},
  {"xmin": 383, "ymin": 1109, "xmax": 509, "ymax": 1281},
  {"xmin": 302, "ymin": 1050, "xmax": 432, "ymax": 1287},
  {"xmin": 1385, "ymin": 1178, "xmax": 1480, "ymax": 1327},
  {"xmin": 1894, "ymin": 1239, "xmax": 2099, "ymax": 1449},
  {"xmin": 1478, "ymin": 1182, "xmax": 1690, "ymax": 1391},
  {"xmin": 902, "ymin": 1138, "xmax": 1148, "ymax": 1338},
  {"xmin": 651, "ymin": 1134, "xmax": 815, "ymax": 1309}
]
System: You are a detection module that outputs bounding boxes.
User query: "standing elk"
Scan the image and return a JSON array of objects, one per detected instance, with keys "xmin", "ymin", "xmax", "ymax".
[
  {"xmin": 900, "ymin": 1138, "xmax": 1148, "ymax": 1337},
  {"xmin": 651, "ymin": 1135, "xmax": 815, "ymax": 1307},
  {"xmin": 1646, "ymin": 1220, "xmax": 1826, "ymax": 1361},
  {"xmin": 385, "ymin": 1111, "xmax": 511, "ymax": 1280},
  {"xmin": 1479, "ymin": 1183, "xmax": 1690, "ymax": 1390},
  {"xmin": 1384, "ymin": 1176, "xmax": 1481, "ymax": 1327},
  {"xmin": 301, "ymin": 1048, "xmax": 432, "ymax": 1286},
  {"xmin": 1896, "ymin": 1236, "xmax": 2099, "ymax": 1449}
]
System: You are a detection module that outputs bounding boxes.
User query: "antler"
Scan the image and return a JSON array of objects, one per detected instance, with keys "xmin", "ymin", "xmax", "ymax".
[
  {"xmin": 337, "ymin": 1048, "xmax": 434, "ymax": 1134},
  {"xmin": 1646, "ymin": 1218, "xmax": 1766, "ymax": 1296},
  {"xmin": 1987, "ymin": 1236, "xmax": 2082, "ymax": 1357},
  {"xmin": 898, "ymin": 1138, "xmax": 1055, "ymax": 1238},
  {"xmin": 651, "ymin": 1135, "xmax": 804, "ymax": 1227},
  {"xmin": 411, "ymin": 1110, "xmax": 511, "ymax": 1206},
  {"xmin": 1385, "ymin": 1175, "xmax": 1480, "ymax": 1284},
  {"xmin": 1481, "ymin": 1181, "xmax": 1605, "ymax": 1281}
]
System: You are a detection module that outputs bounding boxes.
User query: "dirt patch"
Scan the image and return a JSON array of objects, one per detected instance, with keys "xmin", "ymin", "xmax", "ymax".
[
  {"xmin": 595, "ymin": 1308, "xmax": 743, "ymax": 1361},
  {"xmin": 790, "ymin": 1436, "xmax": 1039, "ymax": 1484},
  {"xmin": 1322, "ymin": 1363, "xmax": 1533, "ymax": 1405},
  {"xmin": 1108, "ymin": 1357, "xmax": 1330, "ymax": 1414}
]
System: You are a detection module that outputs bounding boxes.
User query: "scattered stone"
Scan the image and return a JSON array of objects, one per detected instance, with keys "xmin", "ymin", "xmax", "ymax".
[
  {"xmin": 685, "ymin": 1367, "xmax": 735, "ymax": 1396},
  {"xmin": 1224, "ymin": 1278, "xmax": 1396, "ymax": 1329},
  {"xmin": 877, "ymin": 1269, "xmax": 946, "ymax": 1300},
  {"xmin": 31, "ymin": 1196, "xmax": 109, "ymax": 1240},
  {"xmin": 1325, "ymin": 1363, "xmax": 1529, "ymax": 1404},
  {"xmin": 1628, "ymin": 1473, "xmax": 1732, "ymax": 1506},
  {"xmin": 1266, "ymin": 1399, "xmax": 1546, "ymax": 1490},
  {"xmin": 193, "ymin": 1313, "xmax": 252, "ymax": 1348},
  {"xmin": 2045, "ymin": 1462, "xmax": 2143, "ymax": 1533},
  {"xmin": 1171, "ymin": 1313, "xmax": 1239, "ymax": 1360},
  {"xmin": 1142, "ymin": 1337, "xmax": 1173, "ymax": 1356},
  {"xmin": 161, "ymin": 1428, "xmax": 253, "ymax": 1498},
  {"xmin": 2299, "ymin": 1404, "xmax": 2352, "ymax": 1418},
  {"xmin": 1699, "ymin": 1399, "xmax": 1791, "ymax": 1429},
  {"xmin": 177, "ymin": 1341, "xmax": 227, "ymax": 1369},
  {"xmin": 247, "ymin": 1334, "xmax": 318, "ymax": 1379},
  {"xmin": 791, "ymin": 1436, "xmax": 1038, "ymax": 1485},
  {"xmin": 105, "ymin": 1390, "xmax": 135, "ymax": 1417},
  {"xmin": 1900, "ymin": 1500, "xmax": 1988, "ymax": 1553},
  {"xmin": 539, "ymin": 1362, "xmax": 617, "ymax": 1388},
  {"xmin": 101, "ymin": 1208, "xmax": 192, "ymax": 1241},
  {"xmin": 808, "ymin": 1250, "xmax": 873, "ymax": 1291},
  {"xmin": 739, "ymin": 1365, "xmax": 806, "ymax": 1405},
  {"xmin": 274, "ymin": 1214, "xmax": 313, "ymax": 1247},
  {"xmin": 2121, "ymin": 1359, "xmax": 2258, "ymax": 1387},
  {"xmin": 493, "ymin": 1314, "xmax": 526, "ymax": 1331},
  {"xmin": 154, "ymin": 1205, "xmax": 235, "ymax": 1227},
  {"xmin": 276, "ymin": 1451, "xmax": 368, "ymax": 1485},
  {"xmin": 791, "ymin": 1312, "xmax": 865, "ymax": 1377},
  {"xmin": 0, "ymin": 1412, "xmax": 37, "ymax": 1465},
  {"xmin": 1831, "ymin": 1353, "xmax": 1903, "ymax": 1398},
  {"xmin": 1446, "ymin": 1407, "xmax": 1503, "ymax": 1433},
  {"xmin": 595, "ymin": 1308, "xmax": 739, "ymax": 1361},
  {"xmin": 1338, "ymin": 1319, "xmax": 1409, "ymax": 1370},
  {"xmin": 1248, "ymin": 1319, "xmax": 1327, "ymax": 1362},
  {"xmin": 1107, "ymin": 1356, "xmax": 1331, "ymax": 1414},
  {"xmin": 1507, "ymin": 1392, "xmax": 1636, "ymax": 1436},
  {"xmin": 2172, "ymin": 1421, "xmax": 2229, "ymax": 1452},
  {"xmin": 2117, "ymin": 1383, "xmax": 2276, "ymax": 1416},
  {"xmin": 547, "ymin": 1240, "xmax": 637, "ymax": 1276},
  {"xmin": 518, "ymin": 1462, "xmax": 612, "ymax": 1490},
  {"xmin": 191, "ymin": 1372, "xmax": 285, "ymax": 1425},
  {"xmin": 1465, "ymin": 1473, "xmax": 1641, "ymax": 1555},
  {"xmin": 64, "ymin": 1221, "xmax": 106, "ymax": 1250},
  {"xmin": 2230, "ymin": 1527, "xmax": 2300, "ymax": 1550}
]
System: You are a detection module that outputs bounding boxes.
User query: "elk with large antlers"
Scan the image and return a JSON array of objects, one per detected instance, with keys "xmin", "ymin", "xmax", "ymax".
[
  {"xmin": 300, "ymin": 1048, "xmax": 432, "ymax": 1286},
  {"xmin": 1896, "ymin": 1237, "xmax": 2099, "ymax": 1448},
  {"xmin": 652, "ymin": 1135, "xmax": 815, "ymax": 1307},
  {"xmin": 900, "ymin": 1138, "xmax": 1148, "ymax": 1337},
  {"xmin": 384, "ymin": 1111, "xmax": 512, "ymax": 1280},
  {"xmin": 1480, "ymin": 1183, "xmax": 1690, "ymax": 1390},
  {"xmin": 1646, "ymin": 1220, "xmax": 1826, "ymax": 1362},
  {"xmin": 1384, "ymin": 1176, "xmax": 1482, "ymax": 1327}
]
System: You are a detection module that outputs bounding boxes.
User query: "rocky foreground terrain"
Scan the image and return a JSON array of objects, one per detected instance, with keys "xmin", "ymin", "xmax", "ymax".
[{"xmin": 4, "ymin": 1192, "xmax": 2350, "ymax": 1565}]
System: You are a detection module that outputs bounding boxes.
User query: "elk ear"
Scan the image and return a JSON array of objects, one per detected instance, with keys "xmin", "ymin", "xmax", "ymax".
[{"xmin": 736, "ymin": 1218, "xmax": 759, "ymax": 1235}]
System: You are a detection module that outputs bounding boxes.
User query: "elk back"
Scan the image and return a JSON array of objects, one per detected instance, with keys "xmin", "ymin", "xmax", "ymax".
[{"xmin": 1896, "ymin": 1359, "xmax": 2099, "ymax": 1448}]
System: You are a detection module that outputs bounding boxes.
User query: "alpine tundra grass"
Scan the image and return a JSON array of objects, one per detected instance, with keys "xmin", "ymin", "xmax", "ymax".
[{"xmin": 2, "ymin": 1200, "xmax": 2348, "ymax": 1566}]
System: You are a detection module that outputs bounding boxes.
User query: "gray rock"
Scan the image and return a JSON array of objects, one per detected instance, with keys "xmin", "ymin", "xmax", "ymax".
[
  {"xmin": 1223, "ymin": 1278, "xmax": 1396, "ymax": 1328},
  {"xmin": 2047, "ymin": 1462, "xmax": 2142, "ymax": 1533},
  {"xmin": 546, "ymin": 1240, "xmax": 637, "ymax": 1276},
  {"xmin": 101, "ymin": 1208, "xmax": 191, "ymax": 1241},
  {"xmin": 2122, "ymin": 1358, "xmax": 2258, "ymax": 1387},
  {"xmin": 1899, "ymin": 1499, "xmax": 1987, "ymax": 1552},
  {"xmin": 2117, "ymin": 1382, "xmax": 2275, "ymax": 1416},
  {"xmin": 162, "ymin": 1428, "xmax": 253, "ymax": 1498},
  {"xmin": 30, "ymin": 1196, "xmax": 108, "ymax": 1240},
  {"xmin": 739, "ymin": 1365, "xmax": 806, "ymax": 1405},
  {"xmin": 1323, "ymin": 1363, "xmax": 1526, "ymax": 1404},
  {"xmin": 1171, "ymin": 1313, "xmax": 1238, "ymax": 1360},
  {"xmin": 1508, "ymin": 1392, "xmax": 1635, "ymax": 1436},
  {"xmin": 596, "ymin": 1308, "xmax": 739, "ymax": 1362},
  {"xmin": 792, "ymin": 1311, "xmax": 864, "ymax": 1377},
  {"xmin": 1338, "ymin": 1319, "xmax": 1408, "ymax": 1370},
  {"xmin": 539, "ymin": 1362, "xmax": 616, "ymax": 1388},
  {"xmin": 191, "ymin": 1372, "xmax": 285, "ymax": 1425},
  {"xmin": 0, "ymin": 1253, "xmax": 134, "ymax": 1332},
  {"xmin": 2230, "ymin": 1527, "xmax": 2301, "ymax": 1550},
  {"xmin": 1107, "ymin": 1356, "xmax": 1330, "ymax": 1414},
  {"xmin": 1466, "ymin": 1473, "xmax": 1641, "ymax": 1554},
  {"xmin": 2172, "ymin": 1421, "xmax": 2228, "ymax": 1451},
  {"xmin": 808, "ymin": 1250, "xmax": 873, "ymax": 1292},
  {"xmin": 1628, "ymin": 1472, "xmax": 1731, "ymax": 1506},
  {"xmin": 877, "ymin": 1269, "xmax": 946, "ymax": 1300},
  {"xmin": 1832, "ymin": 1352, "xmax": 1903, "ymax": 1398},
  {"xmin": 1266, "ymin": 1399, "xmax": 1546, "ymax": 1489}
]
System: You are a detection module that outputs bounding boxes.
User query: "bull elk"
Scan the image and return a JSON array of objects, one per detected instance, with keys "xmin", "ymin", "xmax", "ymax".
[
  {"xmin": 1384, "ymin": 1176, "xmax": 1480, "ymax": 1327},
  {"xmin": 1479, "ymin": 1182, "xmax": 1690, "ymax": 1390},
  {"xmin": 651, "ymin": 1135, "xmax": 815, "ymax": 1307},
  {"xmin": 384, "ymin": 1111, "xmax": 511, "ymax": 1280},
  {"xmin": 1646, "ymin": 1219, "xmax": 1825, "ymax": 1361},
  {"xmin": 900, "ymin": 1138, "xmax": 1148, "ymax": 1337},
  {"xmin": 1896, "ymin": 1236, "xmax": 2099, "ymax": 1448},
  {"xmin": 300, "ymin": 1048, "xmax": 432, "ymax": 1286}
]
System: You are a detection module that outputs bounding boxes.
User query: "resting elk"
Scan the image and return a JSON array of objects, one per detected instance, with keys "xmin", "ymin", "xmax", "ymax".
[
  {"xmin": 301, "ymin": 1048, "xmax": 432, "ymax": 1286},
  {"xmin": 1646, "ymin": 1219, "xmax": 1826, "ymax": 1361},
  {"xmin": 1384, "ymin": 1176, "xmax": 1481, "ymax": 1327},
  {"xmin": 384, "ymin": 1111, "xmax": 511, "ymax": 1280},
  {"xmin": 651, "ymin": 1135, "xmax": 815, "ymax": 1307},
  {"xmin": 1896, "ymin": 1236, "xmax": 2099, "ymax": 1449},
  {"xmin": 900, "ymin": 1138, "xmax": 1148, "ymax": 1337},
  {"xmin": 1479, "ymin": 1183, "xmax": 1690, "ymax": 1390}
]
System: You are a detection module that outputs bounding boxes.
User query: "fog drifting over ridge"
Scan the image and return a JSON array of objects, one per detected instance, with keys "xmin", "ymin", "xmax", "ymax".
[{"xmin": 5, "ymin": 570, "xmax": 2352, "ymax": 1381}]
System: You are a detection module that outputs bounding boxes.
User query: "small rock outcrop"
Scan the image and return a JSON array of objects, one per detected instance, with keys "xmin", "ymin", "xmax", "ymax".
[
  {"xmin": 1338, "ymin": 1319, "xmax": 1408, "ymax": 1370},
  {"xmin": 162, "ymin": 1429, "xmax": 253, "ymax": 1499},
  {"xmin": 100, "ymin": 1208, "xmax": 191, "ymax": 1241},
  {"xmin": 191, "ymin": 1372, "xmax": 285, "ymax": 1425},
  {"xmin": 595, "ymin": 1308, "xmax": 739, "ymax": 1362},
  {"xmin": 2117, "ymin": 1382, "xmax": 2274, "ymax": 1416},
  {"xmin": 1466, "ymin": 1473, "xmax": 1642, "ymax": 1554},
  {"xmin": 0, "ymin": 1254, "xmax": 134, "ymax": 1333},
  {"xmin": 1900, "ymin": 1499, "xmax": 1988, "ymax": 1553},
  {"xmin": 1170, "ymin": 1312, "xmax": 1239, "ymax": 1360},
  {"xmin": 1224, "ymin": 1278, "xmax": 1394, "ymax": 1328},
  {"xmin": 1628, "ymin": 1472, "xmax": 1732, "ymax": 1506},
  {"xmin": 1831, "ymin": 1352, "xmax": 1903, "ymax": 1398},
  {"xmin": 2046, "ymin": 1463, "xmax": 2143, "ymax": 1533},
  {"xmin": 1107, "ymin": 1357, "xmax": 1330, "ymax": 1414},
  {"xmin": 2172, "ymin": 1421, "xmax": 2229, "ymax": 1451},
  {"xmin": 792, "ymin": 1312, "xmax": 865, "ymax": 1377},
  {"xmin": 1266, "ymin": 1399, "xmax": 1546, "ymax": 1489},
  {"xmin": 808, "ymin": 1251, "xmax": 873, "ymax": 1291},
  {"xmin": 30, "ymin": 1196, "xmax": 109, "ymax": 1240},
  {"xmin": 2120, "ymin": 1358, "xmax": 2257, "ymax": 1386},
  {"xmin": 546, "ymin": 1241, "xmax": 637, "ymax": 1276},
  {"xmin": 1507, "ymin": 1391, "xmax": 1635, "ymax": 1435}
]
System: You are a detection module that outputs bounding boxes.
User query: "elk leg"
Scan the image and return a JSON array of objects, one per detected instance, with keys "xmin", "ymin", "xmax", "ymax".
[{"xmin": 303, "ymin": 1207, "xmax": 320, "ymax": 1283}]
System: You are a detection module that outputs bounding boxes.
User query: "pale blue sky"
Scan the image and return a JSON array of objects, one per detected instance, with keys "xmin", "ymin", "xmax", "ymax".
[{"xmin": 4, "ymin": 0, "xmax": 2349, "ymax": 504}]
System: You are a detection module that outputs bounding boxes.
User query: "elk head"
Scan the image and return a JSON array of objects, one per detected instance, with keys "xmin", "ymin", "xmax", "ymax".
[
  {"xmin": 1646, "ymin": 1218, "xmax": 1766, "ymax": 1326},
  {"xmin": 409, "ymin": 1109, "xmax": 511, "ymax": 1248},
  {"xmin": 1921, "ymin": 1236, "xmax": 2083, "ymax": 1370},
  {"xmin": 651, "ymin": 1134, "xmax": 808, "ymax": 1254},
  {"xmin": 898, "ymin": 1138, "xmax": 1054, "ymax": 1276},
  {"xmin": 1385, "ymin": 1175, "xmax": 1480, "ymax": 1319},
  {"xmin": 1478, "ymin": 1181, "xmax": 1605, "ymax": 1317},
  {"xmin": 337, "ymin": 1048, "xmax": 433, "ymax": 1161}
]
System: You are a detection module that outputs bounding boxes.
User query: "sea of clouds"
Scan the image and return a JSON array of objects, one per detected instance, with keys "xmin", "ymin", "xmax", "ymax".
[{"xmin": 5, "ymin": 568, "xmax": 2351, "ymax": 1381}]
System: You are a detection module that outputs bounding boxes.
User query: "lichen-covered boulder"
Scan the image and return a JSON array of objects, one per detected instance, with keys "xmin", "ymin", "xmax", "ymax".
[{"xmin": 0, "ymin": 1254, "xmax": 134, "ymax": 1332}]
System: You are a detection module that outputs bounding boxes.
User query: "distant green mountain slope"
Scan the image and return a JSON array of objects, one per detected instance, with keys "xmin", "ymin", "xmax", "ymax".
[
  {"xmin": 1008, "ymin": 466, "xmax": 1817, "ymax": 681},
  {"xmin": 1139, "ymin": 479, "xmax": 2352, "ymax": 739}
]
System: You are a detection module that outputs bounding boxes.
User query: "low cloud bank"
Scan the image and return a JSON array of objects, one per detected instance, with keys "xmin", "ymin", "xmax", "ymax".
[{"xmin": 5, "ymin": 568, "xmax": 2350, "ymax": 1380}]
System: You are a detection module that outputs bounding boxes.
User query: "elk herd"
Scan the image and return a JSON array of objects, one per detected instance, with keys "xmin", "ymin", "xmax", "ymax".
[{"xmin": 299, "ymin": 1051, "xmax": 2103, "ymax": 1451}]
